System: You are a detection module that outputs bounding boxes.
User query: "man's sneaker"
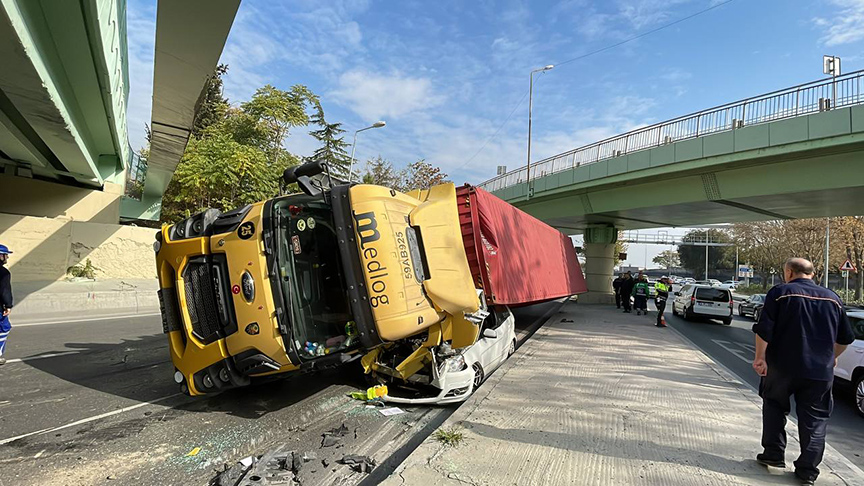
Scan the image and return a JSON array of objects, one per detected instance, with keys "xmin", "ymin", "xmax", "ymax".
[
  {"xmin": 0, "ymin": 357, "xmax": 6, "ymax": 365},
  {"xmin": 756, "ymin": 454, "xmax": 785, "ymax": 468},
  {"xmin": 794, "ymin": 471, "xmax": 817, "ymax": 485}
]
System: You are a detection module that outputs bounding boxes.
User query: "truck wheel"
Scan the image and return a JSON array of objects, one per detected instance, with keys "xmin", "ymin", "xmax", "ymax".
[
  {"xmin": 854, "ymin": 372, "xmax": 864, "ymax": 418},
  {"xmin": 472, "ymin": 363, "xmax": 485, "ymax": 389},
  {"xmin": 508, "ymin": 339, "xmax": 516, "ymax": 357}
]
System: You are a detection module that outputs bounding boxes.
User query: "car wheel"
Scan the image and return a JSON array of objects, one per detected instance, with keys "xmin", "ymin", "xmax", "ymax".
[
  {"xmin": 672, "ymin": 303, "xmax": 679, "ymax": 316},
  {"xmin": 738, "ymin": 305, "xmax": 744, "ymax": 317},
  {"xmin": 472, "ymin": 363, "xmax": 485, "ymax": 389},
  {"xmin": 854, "ymin": 373, "xmax": 864, "ymax": 418},
  {"xmin": 508, "ymin": 339, "xmax": 516, "ymax": 357},
  {"xmin": 754, "ymin": 307, "xmax": 762, "ymax": 322},
  {"xmin": 684, "ymin": 305, "xmax": 694, "ymax": 321}
]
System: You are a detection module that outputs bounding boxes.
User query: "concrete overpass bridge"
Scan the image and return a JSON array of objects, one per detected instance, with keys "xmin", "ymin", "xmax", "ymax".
[
  {"xmin": 480, "ymin": 72, "xmax": 864, "ymax": 301},
  {"xmin": 0, "ymin": 0, "xmax": 238, "ymax": 286}
]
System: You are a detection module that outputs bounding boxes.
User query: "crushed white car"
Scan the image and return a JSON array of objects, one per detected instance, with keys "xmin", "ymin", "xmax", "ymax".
[{"xmin": 385, "ymin": 307, "xmax": 517, "ymax": 405}]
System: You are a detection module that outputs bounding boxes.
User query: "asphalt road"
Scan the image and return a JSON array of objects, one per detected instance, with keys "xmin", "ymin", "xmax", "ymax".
[
  {"xmin": 0, "ymin": 300, "xmax": 563, "ymax": 486},
  {"xmin": 642, "ymin": 298, "xmax": 864, "ymax": 471}
]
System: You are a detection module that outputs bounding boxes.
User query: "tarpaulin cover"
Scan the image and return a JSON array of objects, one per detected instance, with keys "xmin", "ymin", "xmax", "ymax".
[{"xmin": 457, "ymin": 185, "xmax": 587, "ymax": 306}]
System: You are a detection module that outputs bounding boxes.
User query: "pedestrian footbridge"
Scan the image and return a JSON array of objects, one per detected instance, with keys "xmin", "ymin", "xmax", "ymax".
[{"xmin": 479, "ymin": 73, "xmax": 864, "ymax": 301}]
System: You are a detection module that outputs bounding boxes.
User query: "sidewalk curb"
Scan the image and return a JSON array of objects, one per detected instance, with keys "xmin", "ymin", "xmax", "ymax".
[{"xmin": 667, "ymin": 323, "xmax": 864, "ymax": 482}]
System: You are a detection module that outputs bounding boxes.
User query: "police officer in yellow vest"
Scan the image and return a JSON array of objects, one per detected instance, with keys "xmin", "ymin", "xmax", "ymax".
[{"xmin": 654, "ymin": 277, "xmax": 671, "ymax": 328}]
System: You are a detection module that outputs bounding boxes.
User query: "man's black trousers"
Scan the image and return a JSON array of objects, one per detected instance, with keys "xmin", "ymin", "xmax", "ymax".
[
  {"xmin": 614, "ymin": 290, "xmax": 621, "ymax": 308},
  {"xmin": 655, "ymin": 299, "xmax": 666, "ymax": 324},
  {"xmin": 759, "ymin": 370, "xmax": 833, "ymax": 481}
]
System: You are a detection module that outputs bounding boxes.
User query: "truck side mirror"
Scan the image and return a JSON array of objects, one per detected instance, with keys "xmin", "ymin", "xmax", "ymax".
[
  {"xmin": 482, "ymin": 329, "xmax": 498, "ymax": 339},
  {"xmin": 283, "ymin": 161, "xmax": 327, "ymax": 196}
]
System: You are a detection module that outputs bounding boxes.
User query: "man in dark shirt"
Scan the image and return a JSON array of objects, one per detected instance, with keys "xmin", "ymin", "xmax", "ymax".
[
  {"xmin": 612, "ymin": 274, "xmax": 624, "ymax": 309},
  {"xmin": 752, "ymin": 258, "xmax": 855, "ymax": 485},
  {"xmin": 619, "ymin": 272, "xmax": 635, "ymax": 313},
  {"xmin": 0, "ymin": 244, "xmax": 12, "ymax": 365}
]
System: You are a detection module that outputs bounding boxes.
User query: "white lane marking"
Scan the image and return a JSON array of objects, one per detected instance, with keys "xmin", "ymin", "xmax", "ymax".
[
  {"xmin": 0, "ymin": 393, "xmax": 181, "ymax": 446},
  {"xmin": 711, "ymin": 339, "xmax": 754, "ymax": 364},
  {"xmin": 14, "ymin": 313, "xmax": 161, "ymax": 328},
  {"xmin": 4, "ymin": 351, "xmax": 81, "ymax": 364}
]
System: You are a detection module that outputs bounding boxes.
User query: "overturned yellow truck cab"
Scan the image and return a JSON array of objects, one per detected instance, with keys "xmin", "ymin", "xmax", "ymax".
[{"xmin": 155, "ymin": 163, "xmax": 485, "ymax": 396}]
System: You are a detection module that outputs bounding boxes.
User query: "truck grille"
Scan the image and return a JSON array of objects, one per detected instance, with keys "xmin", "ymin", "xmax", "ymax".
[{"xmin": 183, "ymin": 259, "xmax": 226, "ymax": 343}]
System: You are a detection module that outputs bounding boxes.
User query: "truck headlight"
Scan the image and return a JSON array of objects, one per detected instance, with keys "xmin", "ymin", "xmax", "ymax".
[{"xmin": 443, "ymin": 355, "xmax": 467, "ymax": 373}]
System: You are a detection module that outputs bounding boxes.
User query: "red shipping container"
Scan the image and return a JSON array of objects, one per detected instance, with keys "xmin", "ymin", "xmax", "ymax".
[{"xmin": 457, "ymin": 185, "xmax": 587, "ymax": 306}]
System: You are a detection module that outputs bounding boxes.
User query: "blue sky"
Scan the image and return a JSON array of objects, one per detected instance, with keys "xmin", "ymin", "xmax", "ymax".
[{"xmin": 125, "ymin": 0, "xmax": 864, "ymax": 267}]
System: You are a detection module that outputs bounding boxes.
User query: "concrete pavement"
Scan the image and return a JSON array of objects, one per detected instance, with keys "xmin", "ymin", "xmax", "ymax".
[{"xmin": 383, "ymin": 303, "xmax": 864, "ymax": 486}]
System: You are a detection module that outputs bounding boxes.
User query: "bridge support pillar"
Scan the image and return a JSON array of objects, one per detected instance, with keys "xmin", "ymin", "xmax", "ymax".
[{"xmin": 580, "ymin": 225, "xmax": 618, "ymax": 304}]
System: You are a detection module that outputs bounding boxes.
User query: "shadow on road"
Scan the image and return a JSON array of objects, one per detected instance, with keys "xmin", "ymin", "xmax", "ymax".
[{"xmin": 22, "ymin": 333, "xmax": 369, "ymax": 419}]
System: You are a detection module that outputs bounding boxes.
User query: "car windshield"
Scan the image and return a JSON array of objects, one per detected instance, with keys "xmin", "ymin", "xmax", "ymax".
[
  {"xmin": 695, "ymin": 287, "xmax": 729, "ymax": 302},
  {"xmin": 752, "ymin": 294, "xmax": 765, "ymax": 303},
  {"xmin": 273, "ymin": 197, "xmax": 355, "ymax": 359}
]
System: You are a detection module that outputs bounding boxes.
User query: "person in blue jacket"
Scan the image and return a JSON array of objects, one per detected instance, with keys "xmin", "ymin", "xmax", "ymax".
[{"xmin": 0, "ymin": 244, "xmax": 13, "ymax": 365}]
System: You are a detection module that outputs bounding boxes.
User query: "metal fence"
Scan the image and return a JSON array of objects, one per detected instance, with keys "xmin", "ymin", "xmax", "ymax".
[
  {"xmin": 479, "ymin": 70, "xmax": 864, "ymax": 192},
  {"xmin": 124, "ymin": 146, "xmax": 147, "ymax": 200}
]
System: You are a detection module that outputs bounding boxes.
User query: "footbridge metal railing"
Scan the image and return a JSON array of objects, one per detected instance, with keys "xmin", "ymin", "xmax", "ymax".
[{"xmin": 479, "ymin": 70, "xmax": 864, "ymax": 192}]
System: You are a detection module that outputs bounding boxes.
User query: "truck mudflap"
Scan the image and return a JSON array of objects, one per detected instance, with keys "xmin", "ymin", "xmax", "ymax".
[{"xmin": 331, "ymin": 185, "xmax": 382, "ymax": 349}]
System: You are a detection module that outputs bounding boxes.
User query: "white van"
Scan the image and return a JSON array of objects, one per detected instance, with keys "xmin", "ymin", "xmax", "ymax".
[{"xmin": 671, "ymin": 284, "xmax": 733, "ymax": 325}]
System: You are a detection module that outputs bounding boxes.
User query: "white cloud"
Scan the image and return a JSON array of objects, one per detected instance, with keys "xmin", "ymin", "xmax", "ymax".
[
  {"xmin": 814, "ymin": 0, "xmax": 864, "ymax": 46},
  {"xmin": 330, "ymin": 70, "xmax": 444, "ymax": 121}
]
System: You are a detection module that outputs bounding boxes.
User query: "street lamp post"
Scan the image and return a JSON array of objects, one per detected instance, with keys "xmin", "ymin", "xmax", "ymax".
[
  {"xmin": 526, "ymin": 64, "xmax": 554, "ymax": 200},
  {"xmin": 349, "ymin": 121, "xmax": 386, "ymax": 182}
]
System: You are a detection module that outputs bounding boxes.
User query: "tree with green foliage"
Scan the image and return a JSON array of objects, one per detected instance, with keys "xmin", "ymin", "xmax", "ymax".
[
  {"xmin": 399, "ymin": 159, "xmax": 449, "ymax": 192},
  {"xmin": 308, "ymin": 111, "xmax": 351, "ymax": 178},
  {"xmin": 161, "ymin": 80, "xmax": 317, "ymax": 223},
  {"xmin": 362, "ymin": 156, "xmax": 401, "ymax": 187},
  {"xmin": 192, "ymin": 65, "xmax": 229, "ymax": 138},
  {"xmin": 653, "ymin": 249, "xmax": 680, "ymax": 270}
]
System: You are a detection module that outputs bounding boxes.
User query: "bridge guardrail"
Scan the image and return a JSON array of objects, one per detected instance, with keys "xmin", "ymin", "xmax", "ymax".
[{"xmin": 479, "ymin": 70, "xmax": 864, "ymax": 193}]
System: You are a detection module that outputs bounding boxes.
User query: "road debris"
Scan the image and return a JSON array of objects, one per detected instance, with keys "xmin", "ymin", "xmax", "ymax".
[
  {"xmin": 321, "ymin": 423, "xmax": 349, "ymax": 448},
  {"xmin": 210, "ymin": 446, "xmax": 313, "ymax": 486},
  {"xmin": 379, "ymin": 407, "xmax": 405, "ymax": 417},
  {"xmin": 339, "ymin": 454, "xmax": 376, "ymax": 473},
  {"xmin": 186, "ymin": 447, "xmax": 202, "ymax": 457}
]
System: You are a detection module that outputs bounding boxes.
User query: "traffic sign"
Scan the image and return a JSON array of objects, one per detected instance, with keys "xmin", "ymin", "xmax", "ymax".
[
  {"xmin": 737, "ymin": 264, "xmax": 753, "ymax": 278},
  {"xmin": 840, "ymin": 259, "xmax": 856, "ymax": 272}
]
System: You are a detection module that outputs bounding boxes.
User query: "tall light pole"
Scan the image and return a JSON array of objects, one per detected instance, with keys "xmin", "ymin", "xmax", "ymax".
[
  {"xmin": 526, "ymin": 64, "xmax": 554, "ymax": 200},
  {"xmin": 349, "ymin": 121, "xmax": 386, "ymax": 182},
  {"xmin": 824, "ymin": 217, "xmax": 830, "ymax": 287}
]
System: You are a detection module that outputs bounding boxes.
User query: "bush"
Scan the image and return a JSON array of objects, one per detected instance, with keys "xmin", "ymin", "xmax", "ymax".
[
  {"xmin": 734, "ymin": 283, "xmax": 769, "ymax": 296},
  {"xmin": 67, "ymin": 259, "xmax": 99, "ymax": 279}
]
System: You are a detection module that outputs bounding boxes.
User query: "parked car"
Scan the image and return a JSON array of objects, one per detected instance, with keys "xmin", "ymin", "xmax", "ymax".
[
  {"xmin": 738, "ymin": 294, "xmax": 766, "ymax": 319},
  {"xmin": 647, "ymin": 279, "xmax": 658, "ymax": 298},
  {"xmin": 834, "ymin": 310, "xmax": 864, "ymax": 417},
  {"xmin": 720, "ymin": 280, "xmax": 739, "ymax": 290},
  {"xmin": 671, "ymin": 284, "xmax": 733, "ymax": 325},
  {"xmin": 386, "ymin": 307, "xmax": 517, "ymax": 405}
]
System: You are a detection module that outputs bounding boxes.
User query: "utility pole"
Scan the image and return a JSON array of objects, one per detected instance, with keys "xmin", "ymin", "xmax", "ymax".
[
  {"xmin": 704, "ymin": 229, "xmax": 710, "ymax": 280},
  {"xmin": 824, "ymin": 218, "xmax": 830, "ymax": 287},
  {"xmin": 526, "ymin": 65, "xmax": 554, "ymax": 200}
]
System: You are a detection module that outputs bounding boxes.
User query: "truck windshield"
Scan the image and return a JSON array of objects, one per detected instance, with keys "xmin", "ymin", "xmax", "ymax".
[{"xmin": 273, "ymin": 197, "xmax": 356, "ymax": 359}]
